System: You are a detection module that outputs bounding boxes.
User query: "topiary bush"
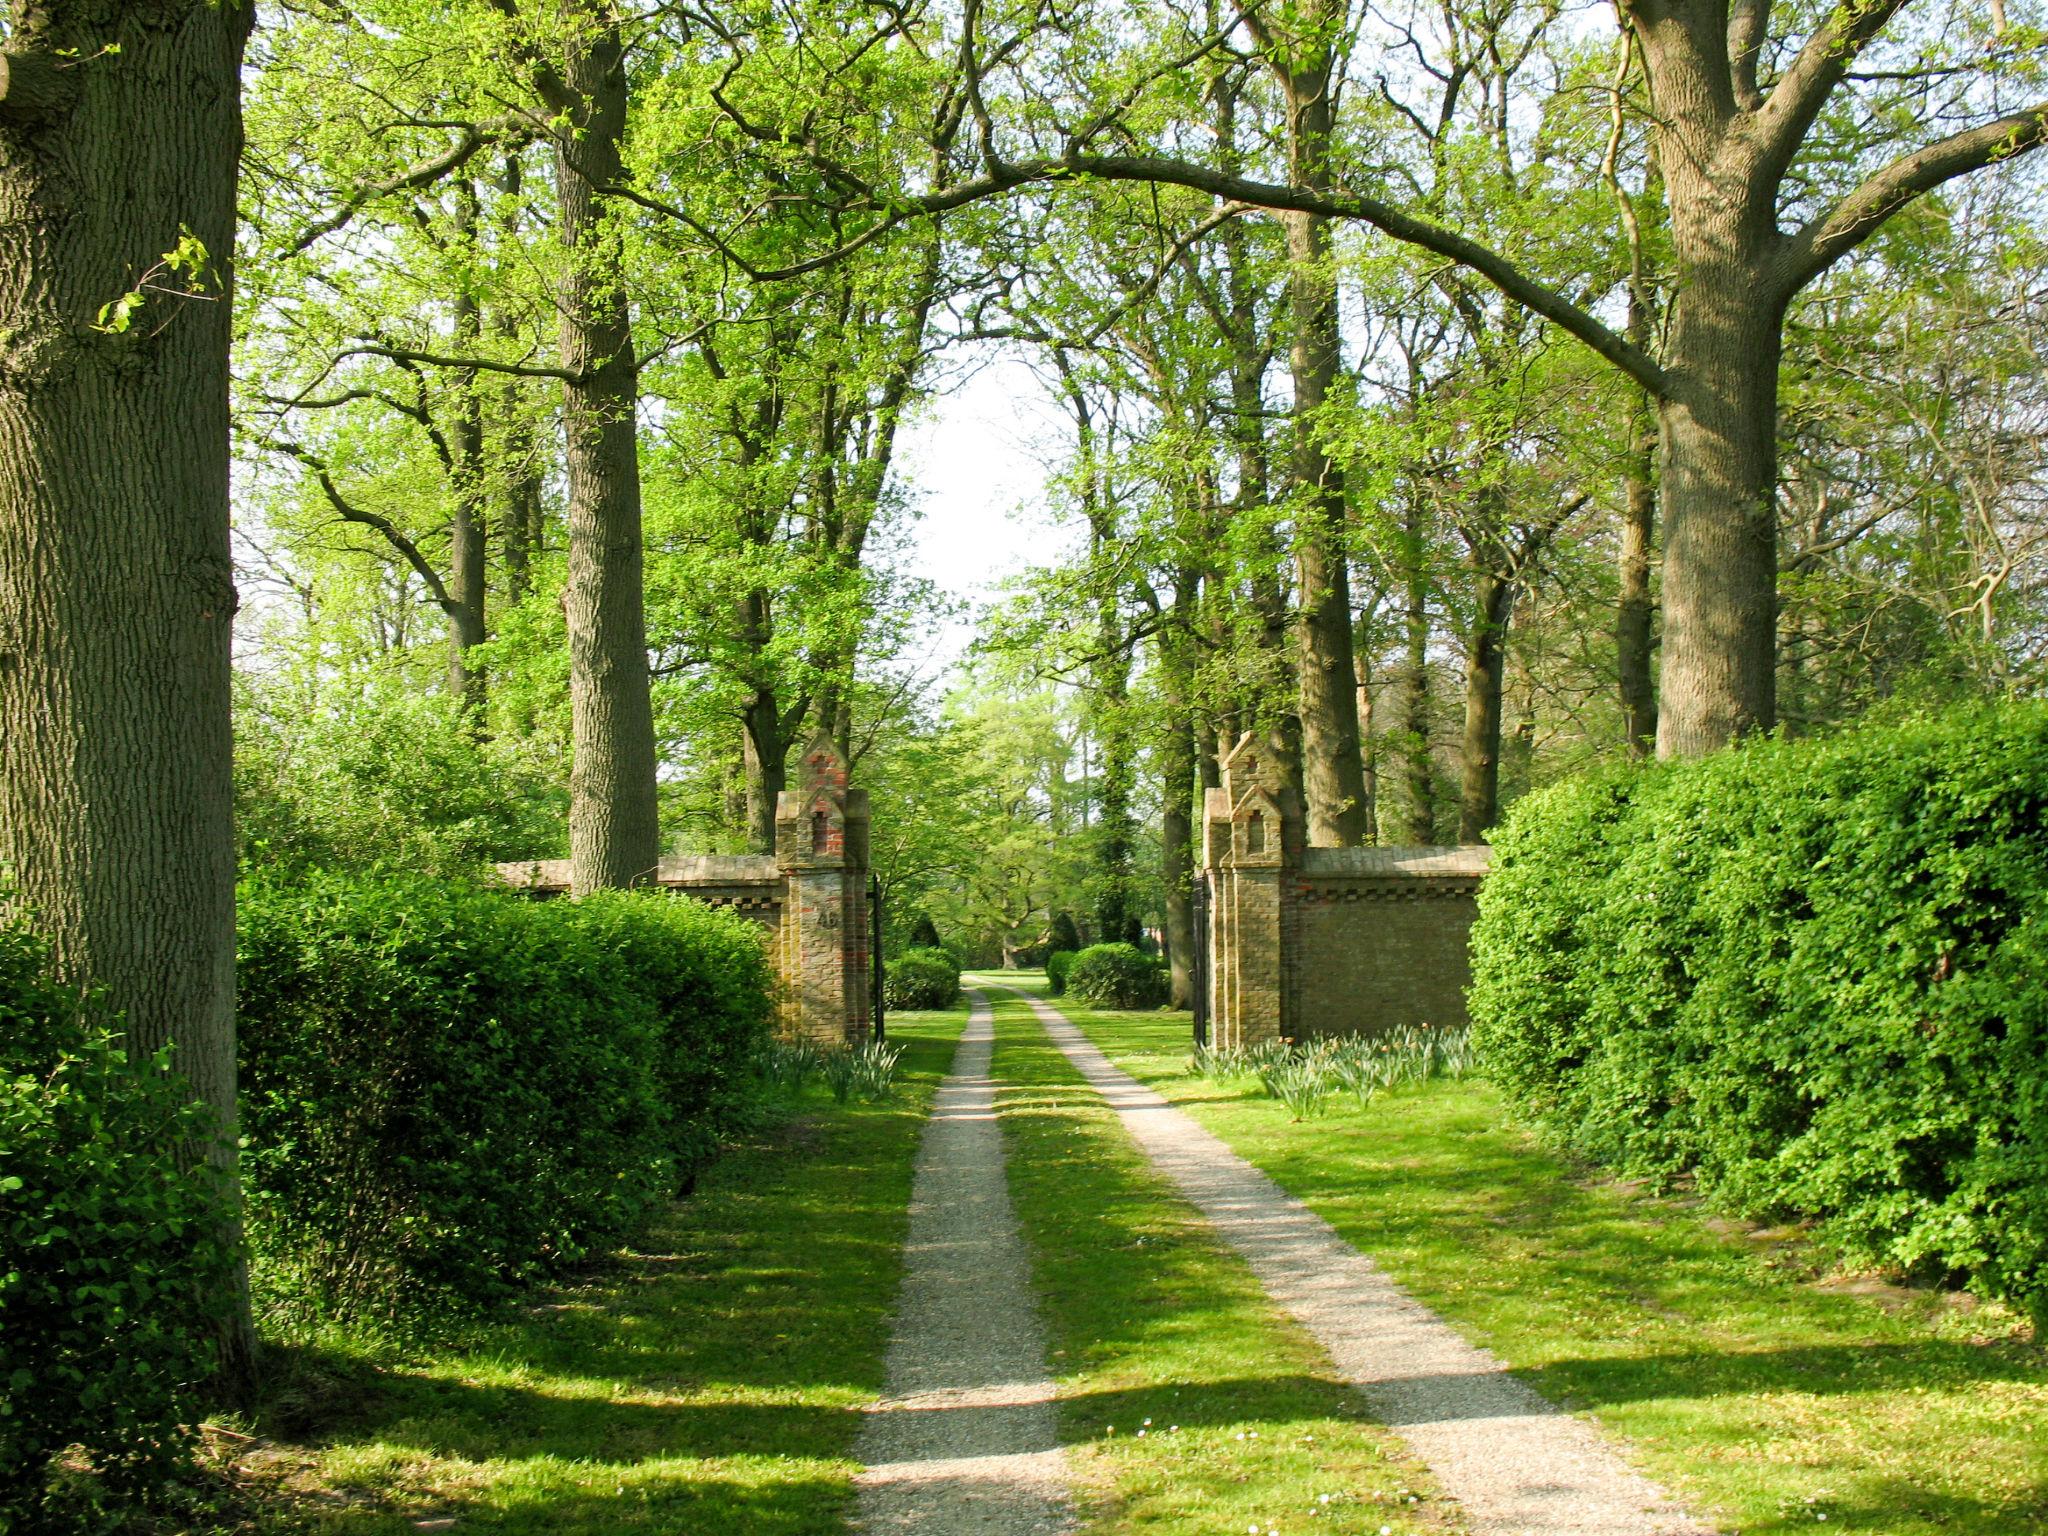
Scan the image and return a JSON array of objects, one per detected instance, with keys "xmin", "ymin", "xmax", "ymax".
[
  {"xmin": 236, "ymin": 874, "xmax": 773, "ymax": 1320},
  {"xmin": 885, "ymin": 946, "xmax": 961, "ymax": 1010},
  {"xmin": 1045, "ymin": 949, "xmax": 1077, "ymax": 996},
  {"xmin": 0, "ymin": 909, "xmax": 238, "ymax": 1527},
  {"xmin": 1471, "ymin": 704, "xmax": 2048, "ymax": 1321},
  {"xmin": 1066, "ymin": 943, "xmax": 1168, "ymax": 1009}
]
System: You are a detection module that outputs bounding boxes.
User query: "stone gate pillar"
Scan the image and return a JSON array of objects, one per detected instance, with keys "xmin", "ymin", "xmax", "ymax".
[
  {"xmin": 1201, "ymin": 733, "xmax": 1303, "ymax": 1049},
  {"xmin": 775, "ymin": 731, "xmax": 873, "ymax": 1046}
]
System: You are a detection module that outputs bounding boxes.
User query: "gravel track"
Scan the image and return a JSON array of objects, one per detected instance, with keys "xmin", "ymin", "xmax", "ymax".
[
  {"xmin": 1000, "ymin": 983, "xmax": 1714, "ymax": 1536},
  {"xmin": 852, "ymin": 990, "xmax": 1074, "ymax": 1535}
]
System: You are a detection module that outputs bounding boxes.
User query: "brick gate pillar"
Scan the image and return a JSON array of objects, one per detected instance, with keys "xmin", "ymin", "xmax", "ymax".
[
  {"xmin": 775, "ymin": 731, "xmax": 873, "ymax": 1046},
  {"xmin": 1201, "ymin": 733, "xmax": 1304, "ymax": 1049}
]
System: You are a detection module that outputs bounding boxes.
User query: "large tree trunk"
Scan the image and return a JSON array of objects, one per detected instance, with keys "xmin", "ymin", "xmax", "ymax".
[
  {"xmin": 1653, "ymin": 258, "xmax": 1782, "ymax": 758},
  {"xmin": 1383, "ymin": 498, "xmax": 1436, "ymax": 844},
  {"xmin": 1161, "ymin": 716, "xmax": 1197, "ymax": 1008},
  {"xmin": 741, "ymin": 691, "xmax": 791, "ymax": 854},
  {"xmin": 1617, "ymin": 402, "xmax": 1658, "ymax": 756},
  {"xmin": 1458, "ymin": 571, "xmax": 1513, "ymax": 842},
  {"xmin": 496, "ymin": 156, "xmax": 542, "ymax": 606},
  {"xmin": 447, "ymin": 237, "xmax": 488, "ymax": 720},
  {"xmin": 0, "ymin": 6, "xmax": 257, "ymax": 1393},
  {"xmin": 554, "ymin": 18, "xmax": 660, "ymax": 890},
  {"xmin": 1275, "ymin": 28, "xmax": 1370, "ymax": 847}
]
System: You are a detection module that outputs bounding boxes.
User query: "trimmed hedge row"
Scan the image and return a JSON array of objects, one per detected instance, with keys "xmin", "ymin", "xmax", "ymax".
[
  {"xmin": 884, "ymin": 946, "xmax": 961, "ymax": 1010},
  {"xmin": 1, "ymin": 911, "xmax": 238, "ymax": 1525},
  {"xmin": 1470, "ymin": 705, "xmax": 2048, "ymax": 1320},
  {"xmin": 238, "ymin": 875, "xmax": 774, "ymax": 1318},
  {"xmin": 1067, "ymin": 942, "xmax": 1168, "ymax": 1009}
]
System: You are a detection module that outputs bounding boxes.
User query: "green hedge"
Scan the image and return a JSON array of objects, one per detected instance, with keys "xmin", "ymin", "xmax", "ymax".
[
  {"xmin": 1, "ymin": 911, "xmax": 238, "ymax": 1524},
  {"xmin": 885, "ymin": 946, "xmax": 961, "ymax": 1010},
  {"xmin": 556, "ymin": 891, "xmax": 776, "ymax": 1188},
  {"xmin": 1470, "ymin": 705, "xmax": 2048, "ymax": 1320},
  {"xmin": 1045, "ymin": 949, "xmax": 1077, "ymax": 996},
  {"xmin": 1067, "ymin": 943, "xmax": 1167, "ymax": 1009},
  {"xmin": 237, "ymin": 875, "xmax": 772, "ymax": 1318}
]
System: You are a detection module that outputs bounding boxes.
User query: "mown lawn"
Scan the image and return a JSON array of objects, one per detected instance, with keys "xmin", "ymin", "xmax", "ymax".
[
  {"xmin": 976, "ymin": 984, "xmax": 1467, "ymax": 1536},
  {"xmin": 1039, "ymin": 984, "xmax": 2047, "ymax": 1536},
  {"xmin": 208, "ymin": 1007, "xmax": 969, "ymax": 1535}
]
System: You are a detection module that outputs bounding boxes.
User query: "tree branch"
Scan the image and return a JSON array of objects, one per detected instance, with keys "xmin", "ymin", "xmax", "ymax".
[
  {"xmin": 1778, "ymin": 102, "xmax": 2048, "ymax": 295},
  {"xmin": 259, "ymin": 436, "xmax": 458, "ymax": 614},
  {"xmin": 1045, "ymin": 153, "xmax": 1669, "ymax": 396},
  {"xmin": 1753, "ymin": 0, "xmax": 1914, "ymax": 173},
  {"xmin": 338, "ymin": 342, "xmax": 587, "ymax": 382},
  {"xmin": 284, "ymin": 121, "xmax": 529, "ymax": 255}
]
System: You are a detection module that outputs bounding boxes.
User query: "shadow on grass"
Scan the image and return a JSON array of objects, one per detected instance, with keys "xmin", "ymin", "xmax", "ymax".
[{"xmin": 219, "ymin": 1021, "xmax": 972, "ymax": 1534}]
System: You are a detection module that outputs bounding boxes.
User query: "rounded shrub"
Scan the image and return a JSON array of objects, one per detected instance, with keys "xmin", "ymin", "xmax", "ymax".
[
  {"xmin": 1471, "ymin": 704, "xmax": 2048, "ymax": 1321},
  {"xmin": 0, "ymin": 911, "xmax": 237, "ymax": 1525},
  {"xmin": 885, "ymin": 946, "xmax": 961, "ymax": 1010},
  {"xmin": 1045, "ymin": 949, "xmax": 1077, "ymax": 996},
  {"xmin": 1067, "ymin": 943, "xmax": 1168, "ymax": 1009}
]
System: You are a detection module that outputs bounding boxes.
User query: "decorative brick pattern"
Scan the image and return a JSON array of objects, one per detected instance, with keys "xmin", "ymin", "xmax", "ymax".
[{"xmin": 1199, "ymin": 733, "xmax": 1490, "ymax": 1045}]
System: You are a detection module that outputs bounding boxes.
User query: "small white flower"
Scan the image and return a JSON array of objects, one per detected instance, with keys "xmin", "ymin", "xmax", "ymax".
[{"xmin": 1319, "ymin": 1494, "xmax": 1332, "ymax": 1505}]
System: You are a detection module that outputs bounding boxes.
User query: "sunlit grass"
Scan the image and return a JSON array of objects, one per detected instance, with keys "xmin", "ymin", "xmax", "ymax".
[
  {"xmin": 1046, "ymin": 986, "xmax": 2048, "ymax": 1536},
  {"xmin": 975, "ymin": 982, "xmax": 1465, "ymax": 1536},
  {"xmin": 214, "ymin": 1007, "xmax": 969, "ymax": 1534}
]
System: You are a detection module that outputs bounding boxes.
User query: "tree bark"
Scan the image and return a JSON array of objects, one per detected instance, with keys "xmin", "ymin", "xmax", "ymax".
[
  {"xmin": 0, "ymin": 6, "xmax": 257, "ymax": 1394},
  {"xmin": 1617, "ymin": 400, "xmax": 1658, "ymax": 755},
  {"xmin": 1457, "ymin": 570, "xmax": 1513, "ymax": 842},
  {"xmin": 552, "ymin": 15, "xmax": 660, "ymax": 890},
  {"xmin": 496, "ymin": 154, "xmax": 542, "ymax": 605},
  {"xmin": 741, "ymin": 691, "xmax": 791, "ymax": 855},
  {"xmin": 1273, "ymin": 20, "xmax": 1370, "ymax": 846},
  {"xmin": 446, "ymin": 198, "xmax": 488, "ymax": 719},
  {"xmin": 1653, "ymin": 261, "xmax": 1782, "ymax": 757},
  {"xmin": 1384, "ymin": 496, "xmax": 1436, "ymax": 843}
]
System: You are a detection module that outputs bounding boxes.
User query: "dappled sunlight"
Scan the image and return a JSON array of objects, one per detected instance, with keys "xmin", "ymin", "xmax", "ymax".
[{"xmin": 222, "ymin": 1018, "xmax": 972, "ymax": 1533}]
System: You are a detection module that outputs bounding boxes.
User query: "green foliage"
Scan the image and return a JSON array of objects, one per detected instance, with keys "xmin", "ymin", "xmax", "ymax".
[
  {"xmin": 884, "ymin": 946, "xmax": 961, "ymax": 1010},
  {"xmin": 0, "ymin": 911, "xmax": 237, "ymax": 1527},
  {"xmin": 551, "ymin": 892, "xmax": 776, "ymax": 1187},
  {"xmin": 236, "ymin": 875, "xmax": 772, "ymax": 1320},
  {"xmin": 1471, "ymin": 704, "xmax": 2048, "ymax": 1320},
  {"xmin": 820, "ymin": 1040, "xmax": 906, "ymax": 1104},
  {"xmin": 1048, "ymin": 912, "xmax": 1082, "ymax": 954},
  {"xmin": 906, "ymin": 914, "xmax": 943, "ymax": 950},
  {"xmin": 235, "ymin": 678, "xmax": 562, "ymax": 878},
  {"xmin": 1191, "ymin": 1027, "xmax": 1476, "ymax": 1119},
  {"xmin": 1067, "ymin": 942, "xmax": 1168, "ymax": 1009},
  {"xmin": 1045, "ymin": 949, "xmax": 1078, "ymax": 996}
]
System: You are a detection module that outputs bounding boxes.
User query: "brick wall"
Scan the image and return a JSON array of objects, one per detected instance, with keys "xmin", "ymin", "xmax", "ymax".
[
  {"xmin": 494, "ymin": 733, "xmax": 874, "ymax": 1046},
  {"xmin": 1292, "ymin": 849, "xmax": 1487, "ymax": 1038},
  {"xmin": 1199, "ymin": 734, "xmax": 1489, "ymax": 1045}
]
